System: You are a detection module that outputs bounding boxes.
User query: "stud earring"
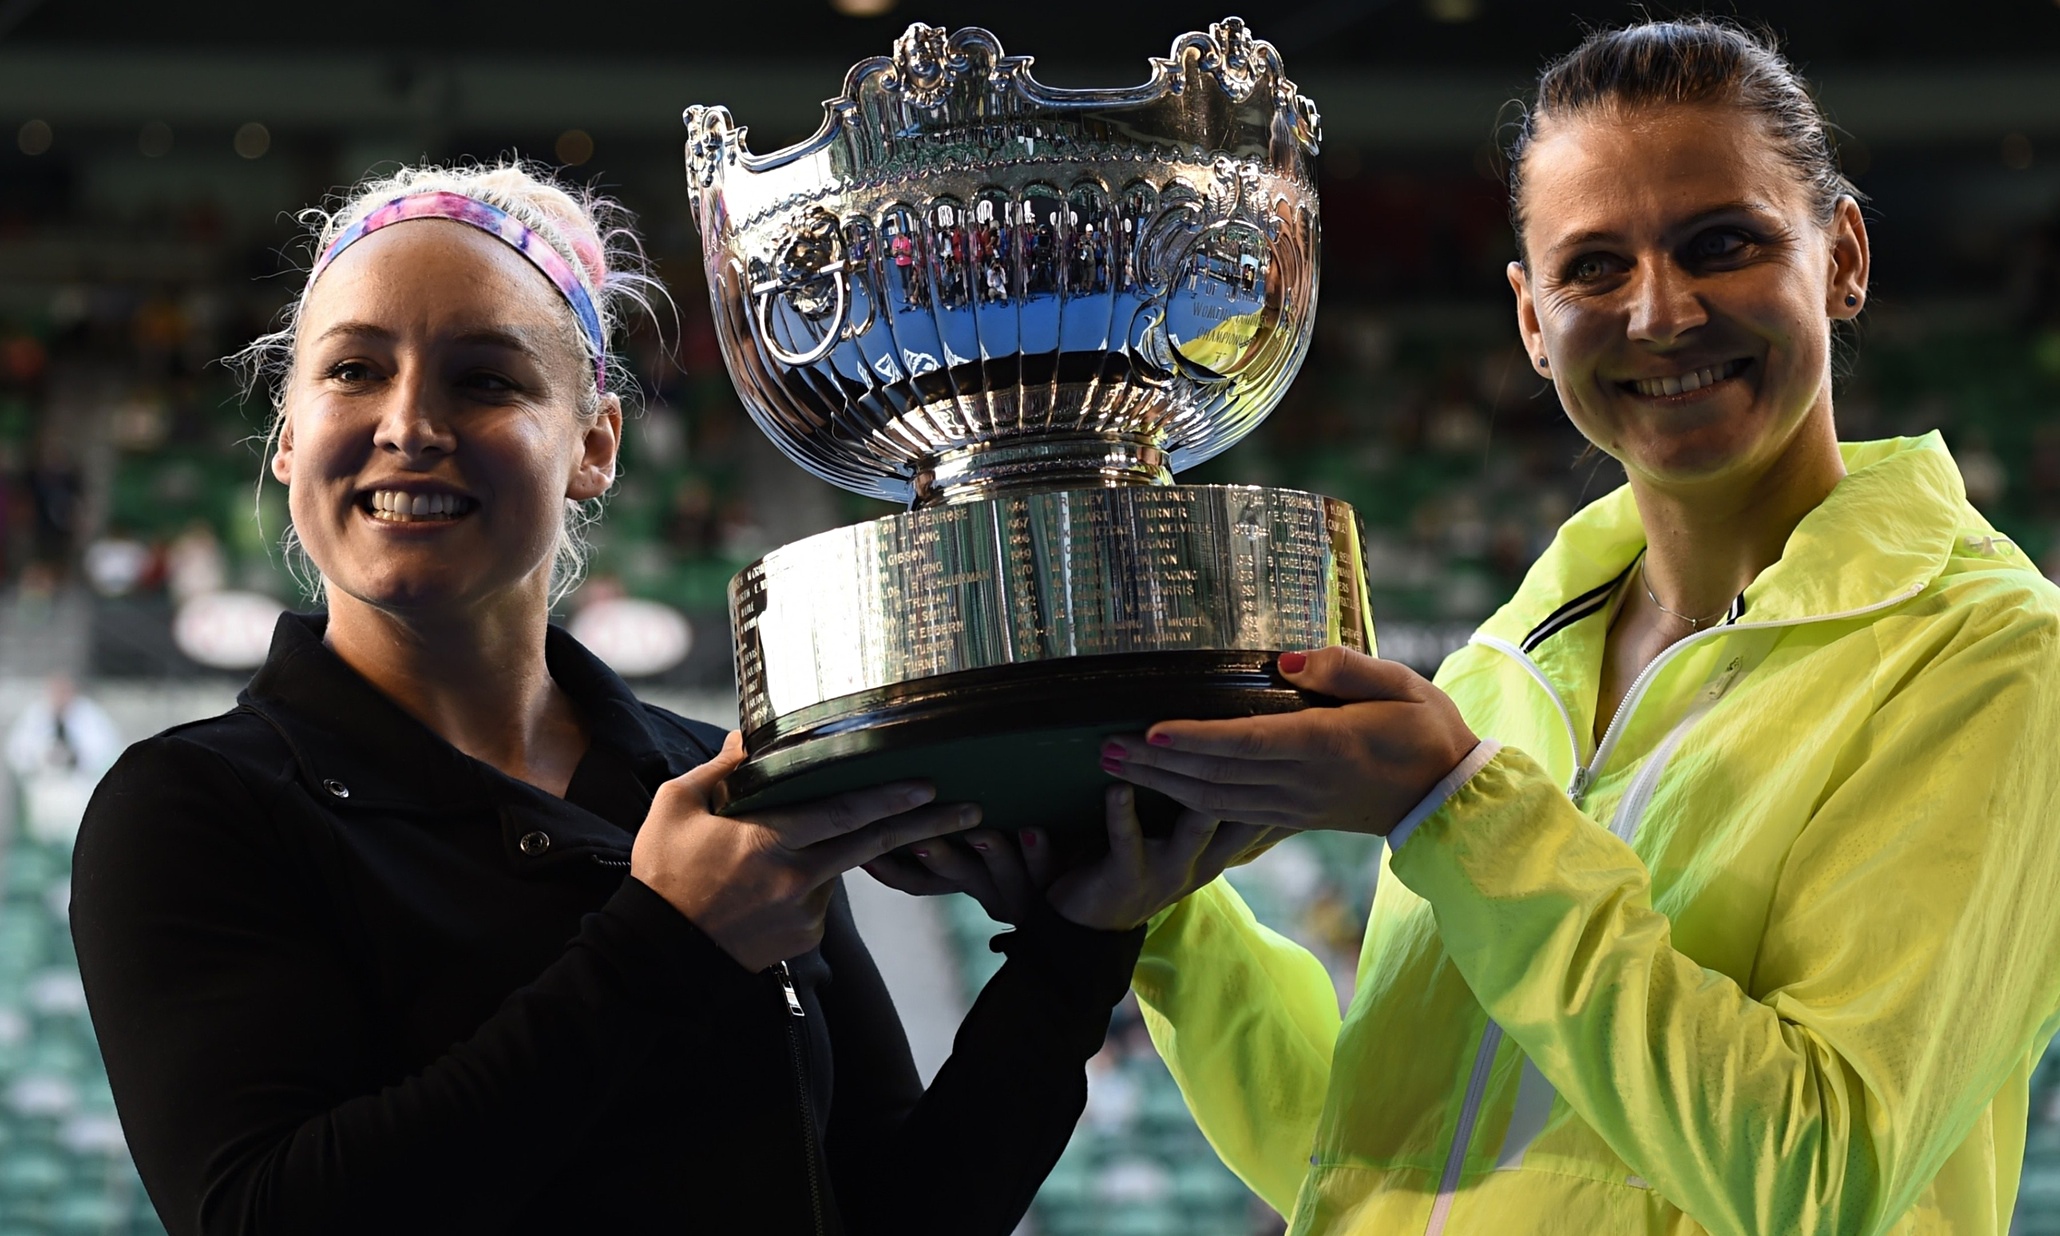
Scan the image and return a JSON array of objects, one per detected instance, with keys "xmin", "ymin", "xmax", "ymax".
[
  {"xmin": 1537, "ymin": 355, "xmax": 1549, "ymax": 369},
  {"xmin": 1845, "ymin": 294, "xmax": 1859, "ymax": 307}
]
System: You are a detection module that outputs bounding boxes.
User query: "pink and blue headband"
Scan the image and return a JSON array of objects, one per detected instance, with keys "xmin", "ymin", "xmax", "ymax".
[{"xmin": 307, "ymin": 190, "xmax": 607, "ymax": 389}]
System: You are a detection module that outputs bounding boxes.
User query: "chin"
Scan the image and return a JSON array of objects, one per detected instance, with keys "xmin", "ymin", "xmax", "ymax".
[
  {"xmin": 1620, "ymin": 418, "xmax": 1785, "ymax": 487},
  {"xmin": 1630, "ymin": 444, "xmax": 1753, "ymax": 486},
  {"xmin": 334, "ymin": 574, "xmax": 469, "ymax": 613}
]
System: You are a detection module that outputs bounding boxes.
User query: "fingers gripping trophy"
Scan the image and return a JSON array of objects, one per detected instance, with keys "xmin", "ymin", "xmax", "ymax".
[{"xmin": 683, "ymin": 18, "xmax": 1375, "ymax": 834}]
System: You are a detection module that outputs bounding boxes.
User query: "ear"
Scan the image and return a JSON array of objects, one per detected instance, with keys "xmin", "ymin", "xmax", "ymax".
[
  {"xmin": 269, "ymin": 414, "xmax": 295, "ymax": 486},
  {"xmin": 567, "ymin": 395, "xmax": 622, "ymax": 502},
  {"xmin": 1508, "ymin": 260, "xmax": 1548, "ymax": 375},
  {"xmin": 1826, "ymin": 195, "xmax": 1870, "ymax": 320}
]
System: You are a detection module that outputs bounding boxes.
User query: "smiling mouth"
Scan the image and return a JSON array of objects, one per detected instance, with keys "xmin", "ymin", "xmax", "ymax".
[
  {"xmin": 1622, "ymin": 358, "xmax": 1752, "ymax": 398},
  {"xmin": 361, "ymin": 489, "xmax": 478, "ymax": 523}
]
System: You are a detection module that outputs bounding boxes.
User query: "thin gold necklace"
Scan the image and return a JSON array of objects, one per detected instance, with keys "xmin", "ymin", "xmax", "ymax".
[{"xmin": 1638, "ymin": 558, "xmax": 1730, "ymax": 630}]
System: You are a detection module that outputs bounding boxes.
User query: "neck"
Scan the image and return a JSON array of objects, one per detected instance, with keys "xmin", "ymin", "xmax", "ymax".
[
  {"xmin": 1629, "ymin": 411, "xmax": 1846, "ymax": 622},
  {"xmin": 321, "ymin": 587, "xmax": 585, "ymax": 792}
]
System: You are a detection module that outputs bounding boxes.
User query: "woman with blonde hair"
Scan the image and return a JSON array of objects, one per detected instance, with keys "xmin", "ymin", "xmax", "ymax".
[{"xmin": 69, "ymin": 161, "xmax": 1250, "ymax": 1235}]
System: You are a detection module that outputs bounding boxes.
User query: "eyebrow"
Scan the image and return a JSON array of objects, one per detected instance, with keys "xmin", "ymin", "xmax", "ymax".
[
  {"xmin": 309, "ymin": 321, "xmax": 392, "ymax": 347},
  {"xmin": 1545, "ymin": 201, "xmax": 1779, "ymax": 257},
  {"xmin": 309, "ymin": 320, "xmax": 552, "ymax": 362}
]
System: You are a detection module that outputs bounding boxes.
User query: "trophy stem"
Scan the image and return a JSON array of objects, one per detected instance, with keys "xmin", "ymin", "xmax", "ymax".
[{"xmin": 913, "ymin": 433, "xmax": 1174, "ymax": 508}]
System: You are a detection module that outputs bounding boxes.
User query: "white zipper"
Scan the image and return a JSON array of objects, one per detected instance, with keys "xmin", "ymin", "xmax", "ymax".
[
  {"xmin": 1423, "ymin": 1021, "xmax": 1503, "ymax": 1236},
  {"xmin": 1609, "ymin": 656, "xmax": 1741, "ymax": 841},
  {"xmin": 1419, "ymin": 581, "xmax": 1923, "ymax": 1233},
  {"xmin": 1470, "ymin": 634, "xmax": 1589, "ymax": 794}
]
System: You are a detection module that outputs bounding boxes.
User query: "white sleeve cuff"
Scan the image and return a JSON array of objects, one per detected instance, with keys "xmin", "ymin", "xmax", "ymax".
[{"xmin": 1385, "ymin": 739, "xmax": 1502, "ymax": 854}]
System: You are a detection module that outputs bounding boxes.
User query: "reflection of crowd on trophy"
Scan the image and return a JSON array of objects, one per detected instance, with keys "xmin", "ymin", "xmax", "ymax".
[
  {"xmin": 973, "ymin": 200, "xmax": 1010, "ymax": 304},
  {"xmin": 1069, "ymin": 213, "xmax": 1112, "ymax": 294},
  {"xmin": 1184, "ymin": 239, "xmax": 1266, "ymax": 300},
  {"xmin": 896, "ymin": 197, "xmax": 1121, "ymax": 310},
  {"xmin": 887, "ymin": 215, "xmax": 928, "ymax": 309},
  {"xmin": 924, "ymin": 205, "xmax": 963, "ymax": 307},
  {"xmin": 1025, "ymin": 205, "xmax": 1061, "ymax": 296}
]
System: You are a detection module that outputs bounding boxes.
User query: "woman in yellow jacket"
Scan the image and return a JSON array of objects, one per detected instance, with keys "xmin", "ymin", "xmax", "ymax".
[{"xmin": 1096, "ymin": 18, "xmax": 2060, "ymax": 1236}]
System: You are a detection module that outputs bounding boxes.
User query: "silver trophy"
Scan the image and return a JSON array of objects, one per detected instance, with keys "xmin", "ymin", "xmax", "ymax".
[{"xmin": 684, "ymin": 19, "xmax": 1374, "ymax": 832}]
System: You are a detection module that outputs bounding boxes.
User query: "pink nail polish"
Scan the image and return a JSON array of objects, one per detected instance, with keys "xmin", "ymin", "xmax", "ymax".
[
  {"xmin": 1278, "ymin": 650, "xmax": 1308, "ymax": 674},
  {"xmin": 1147, "ymin": 733, "xmax": 1173, "ymax": 747},
  {"xmin": 911, "ymin": 848, "xmax": 930, "ymax": 859},
  {"xmin": 1018, "ymin": 830, "xmax": 1038, "ymax": 849},
  {"xmin": 1100, "ymin": 740, "xmax": 1126, "ymax": 759},
  {"xmin": 970, "ymin": 841, "xmax": 990, "ymax": 852},
  {"xmin": 1101, "ymin": 755, "xmax": 1123, "ymax": 773}
]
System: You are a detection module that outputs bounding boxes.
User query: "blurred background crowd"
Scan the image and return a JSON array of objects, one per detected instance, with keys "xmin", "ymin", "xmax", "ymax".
[{"xmin": 1, "ymin": 0, "xmax": 2058, "ymax": 1232}]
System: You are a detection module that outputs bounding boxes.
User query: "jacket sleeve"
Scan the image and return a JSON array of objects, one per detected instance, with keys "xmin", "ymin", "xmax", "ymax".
[
  {"xmin": 1129, "ymin": 878, "xmax": 1344, "ymax": 1215},
  {"xmin": 70, "ymin": 733, "xmax": 763, "ymax": 1236},
  {"xmin": 1388, "ymin": 601, "xmax": 2060, "ymax": 1236},
  {"xmin": 818, "ymin": 886, "xmax": 1144, "ymax": 1236}
]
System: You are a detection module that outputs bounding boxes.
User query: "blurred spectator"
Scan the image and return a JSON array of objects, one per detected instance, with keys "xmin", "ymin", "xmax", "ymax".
[
  {"xmin": 83, "ymin": 530, "xmax": 159, "ymax": 598},
  {"xmin": 165, "ymin": 520, "xmax": 227, "ymax": 604},
  {"xmin": 5, "ymin": 674, "xmax": 120, "ymax": 780}
]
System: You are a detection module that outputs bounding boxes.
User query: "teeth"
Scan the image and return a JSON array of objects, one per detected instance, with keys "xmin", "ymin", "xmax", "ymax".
[
  {"xmin": 365, "ymin": 490, "xmax": 471, "ymax": 522},
  {"xmin": 1632, "ymin": 360, "xmax": 1743, "ymax": 398}
]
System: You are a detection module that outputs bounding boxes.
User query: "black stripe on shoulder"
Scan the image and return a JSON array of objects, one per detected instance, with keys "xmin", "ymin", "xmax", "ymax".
[{"xmin": 1520, "ymin": 563, "xmax": 1635, "ymax": 654}]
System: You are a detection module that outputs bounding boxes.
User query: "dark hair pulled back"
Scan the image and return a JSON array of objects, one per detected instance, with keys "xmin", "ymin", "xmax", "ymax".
[{"xmin": 1504, "ymin": 17, "xmax": 1863, "ymax": 262}]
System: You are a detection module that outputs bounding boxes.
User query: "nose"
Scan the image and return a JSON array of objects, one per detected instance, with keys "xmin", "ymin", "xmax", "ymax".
[
  {"xmin": 371, "ymin": 368, "xmax": 457, "ymax": 461},
  {"xmin": 1624, "ymin": 258, "xmax": 1708, "ymax": 347}
]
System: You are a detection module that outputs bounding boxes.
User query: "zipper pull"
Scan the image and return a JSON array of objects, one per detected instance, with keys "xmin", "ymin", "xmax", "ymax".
[
  {"xmin": 1568, "ymin": 764, "xmax": 1591, "ymax": 800},
  {"xmin": 773, "ymin": 961, "xmax": 805, "ymax": 1018},
  {"xmin": 1709, "ymin": 656, "xmax": 1744, "ymax": 699}
]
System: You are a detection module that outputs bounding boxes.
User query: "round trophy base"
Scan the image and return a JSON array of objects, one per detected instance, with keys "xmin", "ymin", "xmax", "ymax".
[{"xmin": 723, "ymin": 650, "xmax": 1323, "ymax": 838}]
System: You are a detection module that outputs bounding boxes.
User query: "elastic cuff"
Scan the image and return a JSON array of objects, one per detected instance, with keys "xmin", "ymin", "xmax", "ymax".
[{"xmin": 1385, "ymin": 739, "xmax": 1502, "ymax": 853}]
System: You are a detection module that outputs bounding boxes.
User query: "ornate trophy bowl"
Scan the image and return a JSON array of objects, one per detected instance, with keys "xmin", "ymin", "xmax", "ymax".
[{"xmin": 685, "ymin": 19, "xmax": 1375, "ymax": 832}]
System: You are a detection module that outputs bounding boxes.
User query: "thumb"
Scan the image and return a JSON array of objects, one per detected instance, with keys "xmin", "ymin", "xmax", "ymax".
[
  {"xmin": 664, "ymin": 730, "xmax": 747, "ymax": 809},
  {"xmin": 1277, "ymin": 646, "xmax": 1422, "ymax": 702}
]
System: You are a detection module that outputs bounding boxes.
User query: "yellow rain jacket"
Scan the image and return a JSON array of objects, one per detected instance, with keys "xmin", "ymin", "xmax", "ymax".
[{"xmin": 1136, "ymin": 434, "xmax": 2060, "ymax": 1235}]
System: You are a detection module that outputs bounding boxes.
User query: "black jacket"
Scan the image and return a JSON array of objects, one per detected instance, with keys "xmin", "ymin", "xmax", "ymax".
[{"xmin": 72, "ymin": 613, "xmax": 1142, "ymax": 1236}]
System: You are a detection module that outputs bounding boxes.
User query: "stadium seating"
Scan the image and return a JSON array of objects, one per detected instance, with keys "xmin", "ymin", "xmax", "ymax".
[{"xmin": 0, "ymin": 775, "xmax": 161, "ymax": 1234}]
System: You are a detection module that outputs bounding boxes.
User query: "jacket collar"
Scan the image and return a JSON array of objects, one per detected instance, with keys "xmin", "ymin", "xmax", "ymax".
[
  {"xmin": 1479, "ymin": 433, "xmax": 1980, "ymax": 647},
  {"xmin": 238, "ymin": 612, "xmax": 688, "ymax": 815}
]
